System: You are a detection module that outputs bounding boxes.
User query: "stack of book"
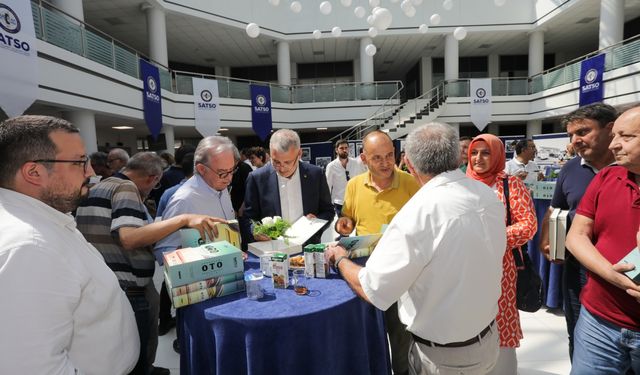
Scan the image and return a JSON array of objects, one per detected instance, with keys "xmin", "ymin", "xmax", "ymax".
[
  {"xmin": 163, "ymin": 222, "xmax": 246, "ymax": 308},
  {"xmin": 549, "ymin": 208, "xmax": 569, "ymax": 261}
]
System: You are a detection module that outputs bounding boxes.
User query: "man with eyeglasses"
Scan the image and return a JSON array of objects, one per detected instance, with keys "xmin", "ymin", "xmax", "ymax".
[
  {"xmin": 107, "ymin": 147, "xmax": 130, "ymax": 174},
  {"xmin": 335, "ymin": 130, "xmax": 420, "ymax": 375},
  {"xmin": 325, "ymin": 139, "xmax": 367, "ymax": 218},
  {"xmin": 0, "ymin": 115, "xmax": 138, "ymax": 374},
  {"xmin": 76, "ymin": 151, "xmax": 226, "ymax": 375},
  {"xmin": 244, "ymin": 129, "xmax": 334, "ymax": 244}
]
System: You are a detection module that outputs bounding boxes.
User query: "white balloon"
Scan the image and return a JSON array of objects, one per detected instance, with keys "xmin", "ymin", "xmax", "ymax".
[
  {"xmin": 245, "ymin": 23, "xmax": 260, "ymax": 38},
  {"xmin": 313, "ymin": 29, "xmax": 322, "ymax": 39},
  {"xmin": 340, "ymin": 0, "xmax": 352, "ymax": 6},
  {"xmin": 412, "ymin": 0, "xmax": 423, "ymax": 5},
  {"xmin": 367, "ymin": 15, "xmax": 375, "ymax": 25},
  {"xmin": 331, "ymin": 26, "xmax": 342, "ymax": 37},
  {"xmin": 494, "ymin": 0, "xmax": 506, "ymax": 6},
  {"xmin": 372, "ymin": 7, "xmax": 392, "ymax": 31},
  {"xmin": 368, "ymin": 27, "xmax": 379, "ymax": 38},
  {"xmin": 453, "ymin": 26, "xmax": 467, "ymax": 40},
  {"xmin": 430, "ymin": 13, "xmax": 441, "ymax": 25},
  {"xmin": 390, "ymin": 0, "xmax": 400, "ymax": 2},
  {"xmin": 443, "ymin": 0, "xmax": 453, "ymax": 11},
  {"xmin": 404, "ymin": 6, "xmax": 416, "ymax": 17},
  {"xmin": 268, "ymin": 0, "xmax": 280, "ymax": 6},
  {"xmin": 319, "ymin": 1, "xmax": 332, "ymax": 15},
  {"xmin": 369, "ymin": 0, "xmax": 380, "ymax": 7},
  {"xmin": 418, "ymin": 24, "xmax": 428, "ymax": 33},
  {"xmin": 290, "ymin": 1, "xmax": 302, "ymax": 13},
  {"xmin": 400, "ymin": 0, "xmax": 411, "ymax": 11},
  {"xmin": 354, "ymin": 6, "xmax": 366, "ymax": 18},
  {"xmin": 365, "ymin": 44, "xmax": 377, "ymax": 56}
]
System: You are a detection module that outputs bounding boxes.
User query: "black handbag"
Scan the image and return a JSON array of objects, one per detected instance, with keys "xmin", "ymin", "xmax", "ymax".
[{"xmin": 503, "ymin": 177, "xmax": 544, "ymax": 313}]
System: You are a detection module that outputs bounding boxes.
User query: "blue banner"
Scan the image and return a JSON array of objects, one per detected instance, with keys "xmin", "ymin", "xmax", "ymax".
[
  {"xmin": 139, "ymin": 59, "xmax": 163, "ymax": 140},
  {"xmin": 250, "ymin": 84, "xmax": 272, "ymax": 141},
  {"xmin": 579, "ymin": 54, "xmax": 605, "ymax": 107}
]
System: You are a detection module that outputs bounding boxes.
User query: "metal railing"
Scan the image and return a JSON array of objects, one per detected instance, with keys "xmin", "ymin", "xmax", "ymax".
[{"xmin": 530, "ymin": 33, "xmax": 640, "ymax": 93}]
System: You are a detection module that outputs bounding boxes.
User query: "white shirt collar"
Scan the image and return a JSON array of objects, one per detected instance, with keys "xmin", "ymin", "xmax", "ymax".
[{"xmin": 0, "ymin": 188, "xmax": 77, "ymax": 229}]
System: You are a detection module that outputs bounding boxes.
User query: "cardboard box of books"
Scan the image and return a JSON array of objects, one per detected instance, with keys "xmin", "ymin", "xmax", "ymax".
[
  {"xmin": 163, "ymin": 240, "xmax": 244, "ymax": 287},
  {"xmin": 248, "ymin": 216, "xmax": 328, "ymax": 257},
  {"xmin": 164, "ymin": 270, "xmax": 245, "ymax": 308},
  {"xmin": 179, "ymin": 220, "xmax": 241, "ymax": 250}
]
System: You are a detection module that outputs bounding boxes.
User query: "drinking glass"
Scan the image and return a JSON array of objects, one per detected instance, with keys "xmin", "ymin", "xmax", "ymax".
[{"xmin": 292, "ymin": 269, "xmax": 308, "ymax": 295}]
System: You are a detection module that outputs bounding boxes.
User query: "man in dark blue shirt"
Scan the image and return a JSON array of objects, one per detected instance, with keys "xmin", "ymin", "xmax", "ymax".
[{"xmin": 539, "ymin": 103, "xmax": 617, "ymax": 361}]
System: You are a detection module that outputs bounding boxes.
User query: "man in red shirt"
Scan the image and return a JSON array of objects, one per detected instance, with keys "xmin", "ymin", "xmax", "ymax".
[{"xmin": 566, "ymin": 105, "xmax": 640, "ymax": 374}]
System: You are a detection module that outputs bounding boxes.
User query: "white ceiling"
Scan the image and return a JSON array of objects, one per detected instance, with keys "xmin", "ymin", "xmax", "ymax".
[{"xmin": 80, "ymin": 0, "xmax": 640, "ymax": 81}]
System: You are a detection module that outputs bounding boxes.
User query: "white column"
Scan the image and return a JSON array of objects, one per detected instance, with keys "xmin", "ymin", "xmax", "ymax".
[
  {"xmin": 276, "ymin": 41, "xmax": 291, "ymax": 86},
  {"xmin": 65, "ymin": 110, "xmax": 97, "ymax": 153},
  {"xmin": 353, "ymin": 58, "xmax": 361, "ymax": 82},
  {"xmin": 161, "ymin": 124, "xmax": 175, "ymax": 155},
  {"xmin": 599, "ymin": 0, "xmax": 624, "ymax": 49},
  {"xmin": 528, "ymin": 30, "xmax": 544, "ymax": 76},
  {"xmin": 420, "ymin": 56, "xmax": 433, "ymax": 94},
  {"xmin": 444, "ymin": 34, "xmax": 459, "ymax": 81},
  {"xmin": 141, "ymin": 2, "xmax": 168, "ymax": 66},
  {"xmin": 359, "ymin": 38, "xmax": 374, "ymax": 83},
  {"xmin": 51, "ymin": 0, "xmax": 84, "ymax": 22},
  {"xmin": 290, "ymin": 62, "xmax": 298, "ymax": 84},
  {"xmin": 527, "ymin": 120, "xmax": 542, "ymax": 139},
  {"xmin": 488, "ymin": 54, "xmax": 499, "ymax": 77}
]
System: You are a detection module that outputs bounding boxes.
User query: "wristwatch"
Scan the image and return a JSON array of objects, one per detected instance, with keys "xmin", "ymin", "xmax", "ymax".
[{"xmin": 334, "ymin": 255, "xmax": 349, "ymax": 273}]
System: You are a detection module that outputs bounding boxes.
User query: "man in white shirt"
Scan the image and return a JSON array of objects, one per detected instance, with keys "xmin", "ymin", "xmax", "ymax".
[
  {"xmin": 0, "ymin": 115, "xmax": 139, "ymax": 375},
  {"xmin": 504, "ymin": 139, "xmax": 544, "ymax": 184},
  {"xmin": 325, "ymin": 139, "xmax": 366, "ymax": 217},
  {"xmin": 244, "ymin": 129, "xmax": 334, "ymax": 244},
  {"xmin": 327, "ymin": 122, "xmax": 507, "ymax": 375}
]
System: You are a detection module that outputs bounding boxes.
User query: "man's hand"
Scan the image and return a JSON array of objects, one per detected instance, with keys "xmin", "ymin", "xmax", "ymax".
[
  {"xmin": 612, "ymin": 263, "xmax": 640, "ymax": 303},
  {"xmin": 335, "ymin": 216, "xmax": 355, "ymax": 236},
  {"xmin": 306, "ymin": 213, "xmax": 317, "ymax": 219},
  {"xmin": 253, "ymin": 233, "xmax": 271, "ymax": 242},
  {"xmin": 326, "ymin": 243, "xmax": 349, "ymax": 266},
  {"xmin": 183, "ymin": 214, "xmax": 226, "ymax": 242},
  {"xmin": 515, "ymin": 170, "xmax": 528, "ymax": 180}
]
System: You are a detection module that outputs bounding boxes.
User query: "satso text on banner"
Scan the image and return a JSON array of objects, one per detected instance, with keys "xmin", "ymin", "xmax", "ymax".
[
  {"xmin": 139, "ymin": 59, "xmax": 163, "ymax": 140},
  {"xmin": 0, "ymin": 1, "xmax": 38, "ymax": 117},
  {"xmin": 192, "ymin": 78, "xmax": 221, "ymax": 136},
  {"xmin": 579, "ymin": 54, "xmax": 605, "ymax": 107},
  {"xmin": 469, "ymin": 79, "xmax": 492, "ymax": 131},
  {"xmin": 250, "ymin": 84, "xmax": 272, "ymax": 141}
]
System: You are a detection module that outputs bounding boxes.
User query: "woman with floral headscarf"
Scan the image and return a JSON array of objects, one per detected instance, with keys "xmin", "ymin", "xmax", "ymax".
[{"xmin": 467, "ymin": 134, "xmax": 537, "ymax": 374}]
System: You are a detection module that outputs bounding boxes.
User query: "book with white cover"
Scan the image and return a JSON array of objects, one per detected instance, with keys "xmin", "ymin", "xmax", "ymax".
[
  {"xmin": 621, "ymin": 247, "xmax": 640, "ymax": 284},
  {"xmin": 553, "ymin": 210, "xmax": 569, "ymax": 260},
  {"xmin": 339, "ymin": 233, "xmax": 383, "ymax": 258},
  {"xmin": 248, "ymin": 216, "xmax": 328, "ymax": 257},
  {"xmin": 548, "ymin": 208, "xmax": 560, "ymax": 260}
]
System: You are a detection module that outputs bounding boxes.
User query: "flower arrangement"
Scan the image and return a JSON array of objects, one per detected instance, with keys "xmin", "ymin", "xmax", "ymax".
[{"xmin": 253, "ymin": 216, "xmax": 292, "ymax": 241}]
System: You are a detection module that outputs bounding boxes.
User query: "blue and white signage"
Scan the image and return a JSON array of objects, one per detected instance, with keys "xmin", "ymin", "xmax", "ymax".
[
  {"xmin": 139, "ymin": 59, "xmax": 163, "ymax": 140},
  {"xmin": 0, "ymin": 1, "xmax": 38, "ymax": 117},
  {"xmin": 579, "ymin": 54, "xmax": 605, "ymax": 107},
  {"xmin": 250, "ymin": 84, "xmax": 272, "ymax": 141},
  {"xmin": 192, "ymin": 77, "xmax": 220, "ymax": 136}
]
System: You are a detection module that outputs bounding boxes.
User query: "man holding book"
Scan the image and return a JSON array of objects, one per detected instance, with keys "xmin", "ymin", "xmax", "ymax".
[
  {"xmin": 566, "ymin": 105, "xmax": 640, "ymax": 374},
  {"xmin": 327, "ymin": 123, "xmax": 506, "ymax": 374},
  {"xmin": 0, "ymin": 116, "xmax": 138, "ymax": 375},
  {"xmin": 334, "ymin": 130, "xmax": 420, "ymax": 375},
  {"xmin": 75, "ymin": 152, "xmax": 225, "ymax": 375}
]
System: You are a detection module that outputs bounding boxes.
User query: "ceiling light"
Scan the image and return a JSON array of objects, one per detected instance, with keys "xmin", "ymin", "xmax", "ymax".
[
  {"xmin": 112, "ymin": 126, "xmax": 134, "ymax": 130},
  {"xmin": 317, "ymin": 127, "xmax": 328, "ymax": 130},
  {"xmin": 218, "ymin": 128, "xmax": 229, "ymax": 131}
]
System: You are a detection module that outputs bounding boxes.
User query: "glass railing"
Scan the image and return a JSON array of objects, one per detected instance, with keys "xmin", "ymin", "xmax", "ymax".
[{"xmin": 443, "ymin": 77, "xmax": 529, "ymax": 97}]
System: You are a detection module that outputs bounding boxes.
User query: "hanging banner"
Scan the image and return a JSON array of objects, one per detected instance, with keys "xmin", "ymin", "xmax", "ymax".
[
  {"xmin": 469, "ymin": 78, "xmax": 492, "ymax": 131},
  {"xmin": 579, "ymin": 54, "xmax": 605, "ymax": 107},
  {"xmin": 0, "ymin": 1, "xmax": 38, "ymax": 117},
  {"xmin": 139, "ymin": 59, "xmax": 163, "ymax": 140},
  {"xmin": 250, "ymin": 84, "xmax": 272, "ymax": 141},
  {"xmin": 192, "ymin": 78, "xmax": 220, "ymax": 136}
]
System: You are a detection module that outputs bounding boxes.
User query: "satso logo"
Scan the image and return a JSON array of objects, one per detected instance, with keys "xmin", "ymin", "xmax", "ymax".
[
  {"xmin": 473, "ymin": 88, "xmax": 489, "ymax": 104},
  {"xmin": 198, "ymin": 89, "xmax": 217, "ymax": 109},
  {"xmin": 254, "ymin": 94, "xmax": 270, "ymax": 113},
  {"xmin": 145, "ymin": 76, "xmax": 160, "ymax": 103},
  {"xmin": 0, "ymin": 4, "xmax": 31, "ymax": 54},
  {"xmin": 582, "ymin": 68, "xmax": 600, "ymax": 92}
]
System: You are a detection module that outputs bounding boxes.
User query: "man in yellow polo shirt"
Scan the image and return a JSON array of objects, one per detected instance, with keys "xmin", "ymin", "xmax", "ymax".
[{"xmin": 336, "ymin": 130, "xmax": 420, "ymax": 375}]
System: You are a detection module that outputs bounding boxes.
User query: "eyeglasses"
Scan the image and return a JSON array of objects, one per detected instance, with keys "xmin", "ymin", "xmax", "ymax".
[
  {"xmin": 272, "ymin": 155, "xmax": 299, "ymax": 169},
  {"xmin": 31, "ymin": 156, "xmax": 90, "ymax": 173},
  {"xmin": 199, "ymin": 163, "xmax": 237, "ymax": 179}
]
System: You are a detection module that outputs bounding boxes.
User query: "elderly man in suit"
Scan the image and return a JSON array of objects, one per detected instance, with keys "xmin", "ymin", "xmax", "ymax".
[{"xmin": 244, "ymin": 129, "xmax": 334, "ymax": 243}]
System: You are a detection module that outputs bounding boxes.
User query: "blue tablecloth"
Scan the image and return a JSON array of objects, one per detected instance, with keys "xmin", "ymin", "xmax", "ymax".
[
  {"xmin": 528, "ymin": 198, "xmax": 564, "ymax": 309},
  {"xmin": 178, "ymin": 256, "xmax": 391, "ymax": 375}
]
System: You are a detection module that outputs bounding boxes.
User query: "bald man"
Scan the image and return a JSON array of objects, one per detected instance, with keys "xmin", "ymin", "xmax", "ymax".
[{"xmin": 335, "ymin": 130, "xmax": 420, "ymax": 375}]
